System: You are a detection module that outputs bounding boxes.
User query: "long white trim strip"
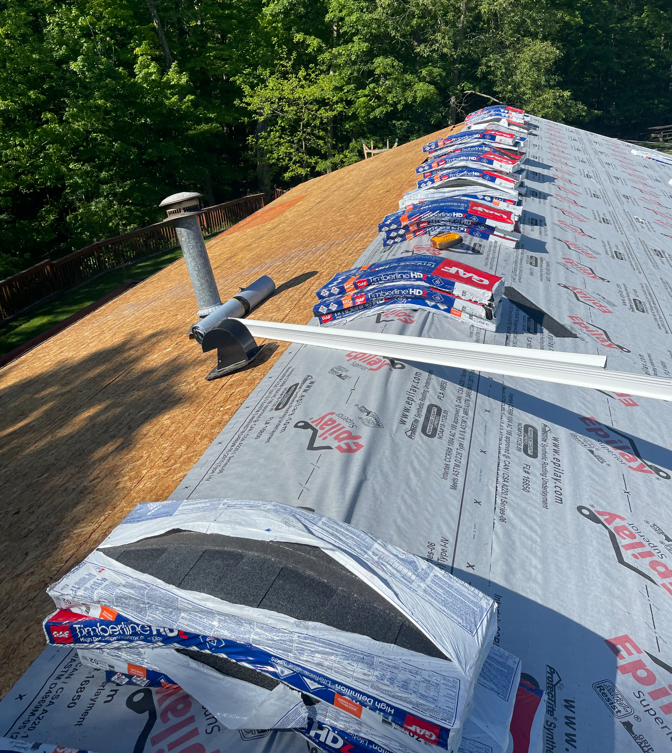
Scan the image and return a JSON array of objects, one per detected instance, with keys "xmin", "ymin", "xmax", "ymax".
[{"xmin": 236, "ymin": 319, "xmax": 672, "ymax": 401}]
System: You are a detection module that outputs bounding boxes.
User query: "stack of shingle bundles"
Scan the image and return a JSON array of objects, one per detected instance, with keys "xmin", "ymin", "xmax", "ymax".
[
  {"xmin": 313, "ymin": 255, "xmax": 504, "ymax": 331},
  {"xmin": 466, "ymin": 104, "xmax": 529, "ymax": 129},
  {"xmin": 387, "ymin": 106, "xmax": 529, "ymax": 250},
  {"xmin": 42, "ymin": 499, "xmax": 523, "ymax": 753},
  {"xmin": 380, "ymin": 195, "xmax": 520, "ymax": 249}
]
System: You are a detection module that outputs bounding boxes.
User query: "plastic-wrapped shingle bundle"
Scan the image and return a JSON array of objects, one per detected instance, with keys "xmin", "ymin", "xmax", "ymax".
[
  {"xmin": 464, "ymin": 105, "xmax": 530, "ymax": 133},
  {"xmin": 416, "ymin": 167, "xmax": 519, "ymax": 194},
  {"xmin": 312, "ymin": 256, "xmax": 504, "ymax": 329},
  {"xmin": 71, "ymin": 638, "xmax": 526, "ymax": 753},
  {"xmin": 415, "ymin": 145, "xmax": 523, "ymax": 178},
  {"xmin": 422, "ymin": 128, "xmax": 520, "ymax": 154},
  {"xmin": 382, "ymin": 216, "xmax": 520, "ymax": 248},
  {"xmin": 399, "ymin": 186, "xmax": 522, "ymax": 212},
  {"xmin": 380, "ymin": 199, "xmax": 518, "ymax": 231},
  {"xmin": 48, "ymin": 613, "xmax": 525, "ymax": 753},
  {"xmin": 379, "ymin": 196, "xmax": 521, "ymax": 248},
  {"xmin": 44, "ymin": 499, "xmax": 513, "ymax": 753}
]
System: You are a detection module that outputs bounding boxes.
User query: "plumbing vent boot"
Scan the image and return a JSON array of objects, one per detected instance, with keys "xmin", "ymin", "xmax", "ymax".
[
  {"xmin": 200, "ymin": 318, "xmax": 265, "ymax": 380},
  {"xmin": 191, "ymin": 276, "xmax": 276, "ymax": 380}
]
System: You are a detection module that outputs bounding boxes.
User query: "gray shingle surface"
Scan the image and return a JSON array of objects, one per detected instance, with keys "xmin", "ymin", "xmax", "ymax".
[{"xmin": 104, "ymin": 531, "xmax": 445, "ymax": 659}]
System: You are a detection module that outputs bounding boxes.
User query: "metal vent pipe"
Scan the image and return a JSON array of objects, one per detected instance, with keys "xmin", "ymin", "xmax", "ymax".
[{"xmin": 160, "ymin": 191, "xmax": 222, "ymax": 317}]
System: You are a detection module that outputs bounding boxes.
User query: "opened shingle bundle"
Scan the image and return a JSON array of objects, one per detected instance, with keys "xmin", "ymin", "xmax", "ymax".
[
  {"xmin": 68, "ymin": 637, "xmax": 527, "ymax": 753},
  {"xmin": 44, "ymin": 499, "xmax": 511, "ymax": 753}
]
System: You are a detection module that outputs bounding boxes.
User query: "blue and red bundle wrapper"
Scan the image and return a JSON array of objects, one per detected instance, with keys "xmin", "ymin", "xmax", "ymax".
[
  {"xmin": 465, "ymin": 105, "xmax": 527, "ymax": 127},
  {"xmin": 315, "ymin": 256, "xmax": 504, "ymax": 305},
  {"xmin": 417, "ymin": 167, "xmax": 519, "ymax": 192},
  {"xmin": 43, "ymin": 609, "xmax": 456, "ymax": 751},
  {"xmin": 423, "ymin": 128, "xmax": 518, "ymax": 154},
  {"xmin": 380, "ymin": 198, "xmax": 517, "ymax": 231},
  {"xmin": 313, "ymin": 282, "xmax": 494, "ymax": 320},
  {"xmin": 416, "ymin": 146, "xmax": 521, "ymax": 177},
  {"xmin": 399, "ymin": 188, "xmax": 521, "ymax": 212},
  {"xmin": 382, "ymin": 221, "xmax": 520, "ymax": 248},
  {"xmin": 317, "ymin": 296, "xmax": 499, "ymax": 330}
]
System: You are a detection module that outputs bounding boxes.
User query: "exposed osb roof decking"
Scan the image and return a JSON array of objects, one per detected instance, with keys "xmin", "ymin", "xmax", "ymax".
[{"xmin": 0, "ymin": 125, "xmax": 457, "ymax": 697}]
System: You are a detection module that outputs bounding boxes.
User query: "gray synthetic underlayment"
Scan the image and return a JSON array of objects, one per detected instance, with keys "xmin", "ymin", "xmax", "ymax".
[
  {"xmin": 103, "ymin": 531, "xmax": 444, "ymax": 658},
  {"xmin": 171, "ymin": 119, "xmax": 672, "ymax": 753}
]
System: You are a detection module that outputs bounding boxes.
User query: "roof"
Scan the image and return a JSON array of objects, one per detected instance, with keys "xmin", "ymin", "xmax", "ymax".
[{"xmin": 0, "ymin": 126, "xmax": 456, "ymax": 697}]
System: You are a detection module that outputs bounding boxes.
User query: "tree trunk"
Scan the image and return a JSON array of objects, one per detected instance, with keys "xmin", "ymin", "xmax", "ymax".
[
  {"xmin": 255, "ymin": 118, "xmax": 271, "ymax": 199},
  {"xmin": 203, "ymin": 176, "xmax": 215, "ymax": 206},
  {"xmin": 326, "ymin": 22, "xmax": 337, "ymax": 174},
  {"xmin": 146, "ymin": 0, "xmax": 173, "ymax": 71},
  {"xmin": 326, "ymin": 116, "xmax": 333, "ymax": 173},
  {"xmin": 450, "ymin": 0, "xmax": 468, "ymax": 125}
]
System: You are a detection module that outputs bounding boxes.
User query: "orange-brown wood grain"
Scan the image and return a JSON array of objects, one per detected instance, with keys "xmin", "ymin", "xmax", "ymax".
[{"xmin": 0, "ymin": 125, "xmax": 458, "ymax": 698}]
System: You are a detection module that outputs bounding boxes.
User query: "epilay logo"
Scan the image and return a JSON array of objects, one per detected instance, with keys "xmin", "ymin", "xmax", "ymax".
[
  {"xmin": 555, "ymin": 237, "xmax": 597, "ymax": 259},
  {"xmin": 606, "ymin": 634, "xmax": 672, "ymax": 728},
  {"xmin": 568, "ymin": 317, "xmax": 629, "ymax": 351},
  {"xmin": 294, "ymin": 413, "xmax": 364, "ymax": 454},
  {"xmin": 577, "ymin": 417, "xmax": 669, "ymax": 478},
  {"xmin": 561, "ymin": 257, "xmax": 609, "ymax": 281},
  {"xmin": 597, "ymin": 391, "xmax": 639, "ymax": 407},
  {"xmin": 344, "ymin": 352, "xmax": 405, "ymax": 371},
  {"xmin": 558, "ymin": 284, "xmax": 612, "ymax": 313},
  {"xmin": 557, "ymin": 219, "xmax": 595, "ymax": 238},
  {"xmin": 579, "ymin": 508, "xmax": 672, "ymax": 596},
  {"xmin": 375, "ymin": 309, "xmax": 416, "ymax": 324}
]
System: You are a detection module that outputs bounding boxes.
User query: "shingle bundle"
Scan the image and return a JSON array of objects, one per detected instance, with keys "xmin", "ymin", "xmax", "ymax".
[
  {"xmin": 42, "ymin": 499, "xmax": 523, "ymax": 753},
  {"xmin": 313, "ymin": 256, "xmax": 504, "ymax": 329}
]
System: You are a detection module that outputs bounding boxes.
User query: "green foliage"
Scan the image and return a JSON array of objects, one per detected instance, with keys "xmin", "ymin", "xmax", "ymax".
[
  {"xmin": 239, "ymin": 61, "xmax": 348, "ymax": 180},
  {"xmin": 1, "ymin": 0, "xmax": 671, "ymax": 278}
]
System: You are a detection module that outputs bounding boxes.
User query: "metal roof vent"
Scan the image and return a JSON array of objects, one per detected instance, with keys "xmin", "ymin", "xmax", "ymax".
[{"xmin": 160, "ymin": 191, "xmax": 202, "ymax": 217}]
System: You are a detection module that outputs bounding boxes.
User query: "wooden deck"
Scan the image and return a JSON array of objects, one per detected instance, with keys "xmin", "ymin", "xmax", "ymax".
[{"xmin": 0, "ymin": 125, "xmax": 455, "ymax": 697}]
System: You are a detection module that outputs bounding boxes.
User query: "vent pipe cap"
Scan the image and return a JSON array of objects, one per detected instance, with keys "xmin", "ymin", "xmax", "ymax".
[{"xmin": 160, "ymin": 191, "xmax": 202, "ymax": 218}]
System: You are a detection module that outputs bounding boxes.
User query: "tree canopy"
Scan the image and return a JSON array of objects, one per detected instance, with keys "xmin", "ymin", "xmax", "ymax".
[{"xmin": 1, "ymin": 0, "xmax": 670, "ymax": 277}]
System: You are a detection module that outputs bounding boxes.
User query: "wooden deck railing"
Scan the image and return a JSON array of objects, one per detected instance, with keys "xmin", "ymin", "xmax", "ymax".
[{"xmin": 0, "ymin": 194, "xmax": 266, "ymax": 321}]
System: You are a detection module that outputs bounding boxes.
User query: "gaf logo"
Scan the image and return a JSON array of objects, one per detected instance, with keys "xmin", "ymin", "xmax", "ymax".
[
  {"xmin": 437, "ymin": 266, "xmax": 490, "ymax": 286},
  {"xmin": 49, "ymin": 625, "xmax": 73, "ymax": 644},
  {"xmin": 403, "ymin": 713, "xmax": 441, "ymax": 745}
]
